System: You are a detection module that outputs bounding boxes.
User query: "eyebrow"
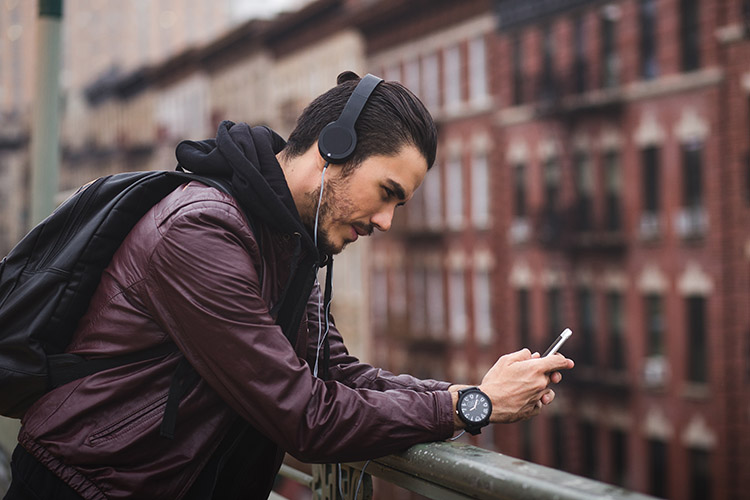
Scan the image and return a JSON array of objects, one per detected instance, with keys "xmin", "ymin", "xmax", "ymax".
[{"xmin": 384, "ymin": 179, "xmax": 407, "ymax": 202}]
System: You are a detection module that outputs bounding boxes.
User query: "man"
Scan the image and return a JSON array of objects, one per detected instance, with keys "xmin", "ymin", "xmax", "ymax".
[{"xmin": 5, "ymin": 72, "xmax": 573, "ymax": 499}]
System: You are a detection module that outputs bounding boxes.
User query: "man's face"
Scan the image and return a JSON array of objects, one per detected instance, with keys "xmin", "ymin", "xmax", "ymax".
[{"xmin": 305, "ymin": 145, "xmax": 428, "ymax": 254}]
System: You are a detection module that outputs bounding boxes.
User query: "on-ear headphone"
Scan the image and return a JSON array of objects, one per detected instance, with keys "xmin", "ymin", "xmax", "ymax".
[{"xmin": 317, "ymin": 74, "xmax": 383, "ymax": 164}]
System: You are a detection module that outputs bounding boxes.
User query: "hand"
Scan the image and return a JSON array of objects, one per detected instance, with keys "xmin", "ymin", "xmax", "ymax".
[{"xmin": 477, "ymin": 348, "xmax": 574, "ymax": 424}]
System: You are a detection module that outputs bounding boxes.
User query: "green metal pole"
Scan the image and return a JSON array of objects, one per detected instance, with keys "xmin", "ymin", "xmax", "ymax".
[{"xmin": 29, "ymin": 0, "xmax": 63, "ymax": 226}]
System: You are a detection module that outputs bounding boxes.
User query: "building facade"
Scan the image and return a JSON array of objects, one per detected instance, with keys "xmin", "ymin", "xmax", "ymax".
[
  {"xmin": 489, "ymin": 1, "xmax": 750, "ymax": 499},
  {"xmin": 1, "ymin": 1, "xmax": 749, "ymax": 499}
]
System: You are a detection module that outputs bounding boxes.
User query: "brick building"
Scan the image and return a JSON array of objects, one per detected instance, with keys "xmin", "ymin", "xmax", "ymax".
[
  {"xmin": 355, "ymin": 0, "xmax": 750, "ymax": 498},
  {"xmin": 2, "ymin": 0, "xmax": 749, "ymax": 499},
  {"xmin": 485, "ymin": 1, "xmax": 749, "ymax": 499},
  {"xmin": 354, "ymin": 0, "xmax": 501, "ymax": 450}
]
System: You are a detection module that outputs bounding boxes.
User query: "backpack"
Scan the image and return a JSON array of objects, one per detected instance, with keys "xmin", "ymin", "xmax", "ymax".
[{"xmin": 0, "ymin": 169, "xmax": 233, "ymax": 419}]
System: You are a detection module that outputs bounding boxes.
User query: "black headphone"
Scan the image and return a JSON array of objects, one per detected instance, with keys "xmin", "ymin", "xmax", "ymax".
[{"xmin": 317, "ymin": 74, "xmax": 383, "ymax": 164}]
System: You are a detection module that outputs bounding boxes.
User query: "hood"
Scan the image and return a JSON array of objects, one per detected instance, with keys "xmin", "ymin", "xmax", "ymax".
[
  {"xmin": 176, "ymin": 121, "xmax": 334, "ymax": 379},
  {"xmin": 175, "ymin": 121, "xmax": 316, "ymax": 253}
]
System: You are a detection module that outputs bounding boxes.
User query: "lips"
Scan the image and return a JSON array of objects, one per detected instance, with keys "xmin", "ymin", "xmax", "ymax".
[{"xmin": 353, "ymin": 225, "xmax": 369, "ymax": 236}]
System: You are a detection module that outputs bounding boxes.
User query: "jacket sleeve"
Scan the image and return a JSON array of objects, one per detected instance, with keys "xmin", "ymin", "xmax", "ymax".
[
  {"xmin": 142, "ymin": 201, "xmax": 455, "ymax": 463},
  {"xmin": 305, "ymin": 284, "xmax": 451, "ymax": 393}
]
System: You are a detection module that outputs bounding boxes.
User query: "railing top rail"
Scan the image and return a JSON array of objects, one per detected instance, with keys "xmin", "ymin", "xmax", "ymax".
[{"xmin": 345, "ymin": 441, "xmax": 660, "ymax": 500}]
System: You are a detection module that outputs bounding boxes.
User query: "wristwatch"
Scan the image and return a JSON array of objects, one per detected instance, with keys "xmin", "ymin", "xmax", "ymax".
[{"xmin": 456, "ymin": 387, "xmax": 492, "ymax": 435}]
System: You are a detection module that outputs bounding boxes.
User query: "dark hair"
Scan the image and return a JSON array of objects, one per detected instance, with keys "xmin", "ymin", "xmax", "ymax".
[{"xmin": 282, "ymin": 71, "xmax": 437, "ymax": 172}]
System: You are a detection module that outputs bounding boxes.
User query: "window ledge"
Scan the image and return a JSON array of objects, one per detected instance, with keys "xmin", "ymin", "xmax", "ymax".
[{"xmin": 682, "ymin": 382, "xmax": 710, "ymax": 399}]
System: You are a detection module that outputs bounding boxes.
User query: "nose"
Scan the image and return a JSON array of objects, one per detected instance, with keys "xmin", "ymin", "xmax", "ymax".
[{"xmin": 371, "ymin": 205, "xmax": 395, "ymax": 232}]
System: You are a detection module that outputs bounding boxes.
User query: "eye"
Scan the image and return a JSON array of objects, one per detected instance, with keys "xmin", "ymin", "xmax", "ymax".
[{"xmin": 382, "ymin": 187, "xmax": 395, "ymax": 201}]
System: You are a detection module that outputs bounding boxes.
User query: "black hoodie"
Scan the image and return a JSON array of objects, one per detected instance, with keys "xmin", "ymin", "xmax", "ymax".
[{"xmin": 175, "ymin": 120, "xmax": 332, "ymax": 370}]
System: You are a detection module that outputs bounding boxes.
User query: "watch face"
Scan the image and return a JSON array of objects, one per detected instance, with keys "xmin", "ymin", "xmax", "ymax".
[{"xmin": 460, "ymin": 390, "xmax": 491, "ymax": 424}]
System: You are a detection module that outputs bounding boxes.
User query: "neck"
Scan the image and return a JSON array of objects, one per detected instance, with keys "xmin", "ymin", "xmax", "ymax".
[{"xmin": 277, "ymin": 147, "xmax": 330, "ymax": 222}]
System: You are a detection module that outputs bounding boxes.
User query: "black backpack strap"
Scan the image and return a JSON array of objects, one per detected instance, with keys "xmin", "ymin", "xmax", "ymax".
[{"xmin": 160, "ymin": 356, "xmax": 202, "ymax": 439}]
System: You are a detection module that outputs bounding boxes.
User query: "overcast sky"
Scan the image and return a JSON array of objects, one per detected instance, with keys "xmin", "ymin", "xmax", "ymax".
[{"xmin": 231, "ymin": 0, "xmax": 311, "ymax": 20}]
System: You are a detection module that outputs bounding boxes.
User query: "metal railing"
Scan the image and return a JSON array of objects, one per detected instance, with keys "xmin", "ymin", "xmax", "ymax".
[{"xmin": 277, "ymin": 441, "xmax": 660, "ymax": 500}]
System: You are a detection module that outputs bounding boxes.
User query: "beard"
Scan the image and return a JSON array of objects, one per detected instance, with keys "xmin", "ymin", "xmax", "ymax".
[{"xmin": 301, "ymin": 174, "xmax": 355, "ymax": 255}]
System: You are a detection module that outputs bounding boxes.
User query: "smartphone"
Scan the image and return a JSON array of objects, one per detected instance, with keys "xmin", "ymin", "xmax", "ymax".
[{"xmin": 542, "ymin": 328, "xmax": 572, "ymax": 357}]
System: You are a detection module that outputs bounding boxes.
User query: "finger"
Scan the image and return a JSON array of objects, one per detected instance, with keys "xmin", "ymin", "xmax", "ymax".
[
  {"xmin": 502, "ymin": 348, "xmax": 532, "ymax": 363},
  {"xmin": 541, "ymin": 389, "xmax": 555, "ymax": 405},
  {"xmin": 531, "ymin": 351, "xmax": 541, "ymax": 359},
  {"xmin": 529, "ymin": 401, "xmax": 542, "ymax": 417},
  {"xmin": 512, "ymin": 348, "xmax": 532, "ymax": 359},
  {"xmin": 542, "ymin": 354, "xmax": 575, "ymax": 372},
  {"xmin": 550, "ymin": 371, "xmax": 562, "ymax": 384}
]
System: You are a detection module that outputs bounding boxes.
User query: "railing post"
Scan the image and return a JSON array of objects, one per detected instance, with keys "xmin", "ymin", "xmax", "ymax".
[
  {"xmin": 30, "ymin": 0, "xmax": 63, "ymax": 226},
  {"xmin": 311, "ymin": 464, "xmax": 373, "ymax": 500}
]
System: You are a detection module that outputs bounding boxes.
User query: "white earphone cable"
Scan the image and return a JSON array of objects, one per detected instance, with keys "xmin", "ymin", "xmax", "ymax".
[{"xmin": 313, "ymin": 163, "xmax": 329, "ymax": 378}]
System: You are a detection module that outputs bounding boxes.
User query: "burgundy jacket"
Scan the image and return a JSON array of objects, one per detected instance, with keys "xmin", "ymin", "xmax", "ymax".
[{"xmin": 17, "ymin": 123, "xmax": 454, "ymax": 499}]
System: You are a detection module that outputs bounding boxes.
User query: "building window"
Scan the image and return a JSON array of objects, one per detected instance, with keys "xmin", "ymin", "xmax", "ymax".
[
  {"xmin": 574, "ymin": 152, "xmax": 594, "ymax": 231},
  {"xmin": 424, "ymin": 160, "xmax": 443, "ymax": 230},
  {"xmin": 404, "ymin": 58, "xmax": 421, "ymax": 99},
  {"xmin": 543, "ymin": 157, "xmax": 562, "ymax": 239},
  {"xmin": 679, "ymin": 142, "xmax": 706, "ymax": 237},
  {"xmin": 608, "ymin": 291, "xmax": 626, "ymax": 371},
  {"xmin": 640, "ymin": 0, "xmax": 659, "ymax": 80},
  {"xmin": 512, "ymin": 33, "xmax": 524, "ymax": 105},
  {"xmin": 601, "ymin": 6, "xmax": 620, "ymax": 88},
  {"xmin": 578, "ymin": 288, "xmax": 596, "ymax": 365},
  {"xmin": 573, "ymin": 15, "xmax": 587, "ymax": 93},
  {"xmin": 518, "ymin": 288, "xmax": 531, "ymax": 348},
  {"xmin": 449, "ymin": 269, "xmax": 467, "ymax": 342},
  {"xmin": 604, "ymin": 150, "xmax": 623, "ymax": 231},
  {"xmin": 513, "ymin": 162, "xmax": 527, "ymax": 218},
  {"xmin": 371, "ymin": 270, "xmax": 388, "ymax": 331},
  {"xmin": 686, "ymin": 295, "xmax": 708, "ymax": 383},
  {"xmin": 410, "ymin": 266, "xmax": 427, "ymax": 335},
  {"xmin": 551, "ymin": 414, "xmax": 566, "ymax": 470},
  {"xmin": 641, "ymin": 146, "xmax": 661, "ymax": 237},
  {"xmin": 547, "ymin": 287, "xmax": 563, "ymax": 342},
  {"xmin": 521, "ymin": 420, "xmax": 534, "ymax": 461},
  {"xmin": 384, "ymin": 63, "xmax": 402, "ymax": 83},
  {"xmin": 746, "ymin": 96, "xmax": 750, "ymax": 205},
  {"xmin": 648, "ymin": 439, "xmax": 669, "ymax": 499},
  {"xmin": 540, "ymin": 24, "xmax": 556, "ymax": 100},
  {"xmin": 444, "ymin": 45, "xmax": 462, "ymax": 109},
  {"xmin": 407, "ymin": 182, "xmax": 426, "ymax": 230},
  {"xmin": 611, "ymin": 429, "xmax": 629, "ymax": 487},
  {"xmin": 645, "ymin": 294, "xmax": 665, "ymax": 356},
  {"xmin": 581, "ymin": 421, "xmax": 598, "ymax": 479},
  {"xmin": 427, "ymin": 266, "xmax": 445, "ymax": 339},
  {"xmin": 683, "ymin": 142, "xmax": 703, "ymax": 210},
  {"xmin": 511, "ymin": 161, "xmax": 529, "ymax": 243},
  {"xmin": 391, "ymin": 264, "xmax": 407, "ymax": 321},
  {"xmin": 469, "ymin": 36, "xmax": 488, "ymax": 103},
  {"xmin": 689, "ymin": 448, "xmax": 712, "ymax": 500},
  {"xmin": 446, "ymin": 154, "xmax": 464, "ymax": 229},
  {"xmin": 473, "ymin": 269, "xmax": 493, "ymax": 345},
  {"xmin": 422, "ymin": 53, "xmax": 440, "ymax": 110},
  {"xmin": 681, "ymin": 0, "xmax": 701, "ymax": 71},
  {"xmin": 471, "ymin": 150, "xmax": 490, "ymax": 228}
]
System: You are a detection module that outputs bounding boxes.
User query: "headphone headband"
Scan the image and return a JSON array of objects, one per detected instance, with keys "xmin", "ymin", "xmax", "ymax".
[{"xmin": 317, "ymin": 74, "xmax": 384, "ymax": 164}]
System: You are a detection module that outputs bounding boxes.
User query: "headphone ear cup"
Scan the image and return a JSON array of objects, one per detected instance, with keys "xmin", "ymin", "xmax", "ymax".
[{"xmin": 318, "ymin": 121, "xmax": 357, "ymax": 163}]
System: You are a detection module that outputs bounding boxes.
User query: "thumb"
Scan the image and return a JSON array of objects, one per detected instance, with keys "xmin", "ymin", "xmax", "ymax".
[{"xmin": 542, "ymin": 354, "xmax": 575, "ymax": 372}]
